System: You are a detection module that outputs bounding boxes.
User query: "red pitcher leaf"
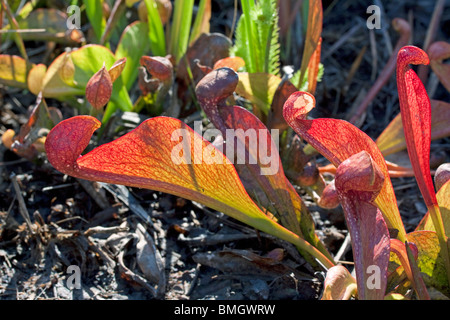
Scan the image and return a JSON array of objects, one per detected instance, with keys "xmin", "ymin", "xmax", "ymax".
[
  {"xmin": 318, "ymin": 160, "xmax": 419, "ymax": 178},
  {"xmin": 389, "ymin": 238, "xmax": 429, "ymax": 299},
  {"xmin": 0, "ymin": 55, "xmax": 30, "ymax": 89},
  {"xmin": 235, "ymin": 72, "xmax": 282, "ymax": 116},
  {"xmin": 397, "ymin": 46, "xmax": 450, "ymax": 280},
  {"xmin": 428, "ymin": 41, "xmax": 450, "ymax": 93},
  {"xmin": 297, "ymin": 0, "xmax": 322, "ymax": 89},
  {"xmin": 267, "ymin": 79, "xmax": 298, "ymax": 131},
  {"xmin": 348, "ymin": 18, "xmax": 411, "ymax": 124},
  {"xmin": 86, "ymin": 64, "xmax": 113, "ymax": 109},
  {"xmin": 140, "ymin": 56, "xmax": 173, "ymax": 83},
  {"xmin": 376, "ymin": 100, "xmax": 450, "ymax": 156},
  {"xmin": 196, "ymin": 68, "xmax": 333, "ymax": 262},
  {"xmin": 45, "ymin": 115, "xmax": 335, "ymax": 270},
  {"xmin": 317, "ymin": 180, "xmax": 340, "ymax": 210},
  {"xmin": 321, "ymin": 265, "xmax": 357, "ymax": 300},
  {"xmin": 283, "ymin": 91, "xmax": 406, "ymax": 242},
  {"xmin": 108, "ymin": 57, "xmax": 127, "ymax": 83},
  {"xmin": 396, "ymin": 46, "xmax": 436, "ymax": 207},
  {"xmin": 213, "ymin": 56, "xmax": 245, "ymax": 71},
  {"xmin": 176, "ymin": 33, "xmax": 231, "ymax": 86},
  {"xmin": 334, "ymin": 151, "xmax": 390, "ymax": 300},
  {"xmin": 306, "ymin": 37, "xmax": 322, "ymax": 95},
  {"xmin": 435, "ymin": 163, "xmax": 450, "ymax": 192}
]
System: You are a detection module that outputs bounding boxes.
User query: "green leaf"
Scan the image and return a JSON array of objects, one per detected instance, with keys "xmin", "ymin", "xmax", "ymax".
[
  {"xmin": 0, "ymin": 55, "xmax": 29, "ymax": 89},
  {"xmin": 115, "ymin": 21, "xmax": 150, "ymax": 90}
]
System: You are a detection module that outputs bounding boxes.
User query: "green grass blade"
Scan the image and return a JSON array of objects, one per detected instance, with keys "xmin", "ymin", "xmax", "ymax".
[
  {"xmin": 144, "ymin": 0, "xmax": 166, "ymax": 56},
  {"xmin": 189, "ymin": 0, "xmax": 211, "ymax": 45},
  {"xmin": 82, "ymin": 0, "xmax": 106, "ymax": 42},
  {"xmin": 169, "ymin": 0, "xmax": 195, "ymax": 63}
]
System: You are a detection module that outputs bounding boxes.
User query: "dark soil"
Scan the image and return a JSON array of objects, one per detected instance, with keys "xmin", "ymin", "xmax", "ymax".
[{"xmin": 0, "ymin": 0, "xmax": 449, "ymax": 300}]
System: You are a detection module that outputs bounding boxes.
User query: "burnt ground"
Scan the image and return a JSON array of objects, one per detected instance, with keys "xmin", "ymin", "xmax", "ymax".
[{"xmin": 0, "ymin": 0, "xmax": 449, "ymax": 301}]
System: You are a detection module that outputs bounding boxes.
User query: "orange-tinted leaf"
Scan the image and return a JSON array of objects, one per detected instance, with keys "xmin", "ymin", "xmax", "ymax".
[
  {"xmin": 428, "ymin": 41, "xmax": 450, "ymax": 93},
  {"xmin": 297, "ymin": 0, "xmax": 322, "ymax": 88},
  {"xmin": 0, "ymin": 55, "xmax": 29, "ymax": 89},
  {"xmin": 108, "ymin": 58, "xmax": 127, "ymax": 83},
  {"xmin": 27, "ymin": 63, "xmax": 47, "ymax": 94},
  {"xmin": 213, "ymin": 56, "xmax": 245, "ymax": 71},
  {"xmin": 45, "ymin": 115, "xmax": 335, "ymax": 269},
  {"xmin": 86, "ymin": 65, "xmax": 113, "ymax": 109},
  {"xmin": 376, "ymin": 100, "xmax": 450, "ymax": 156},
  {"xmin": 283, "ymin": 91, "xmax": 406, "ymax": 242},
  {"xmin": 321, "ymin": 265, "xmax": 357, "ymax": 300},
  {"xmin": 307, "ymin": 37, "xmax": 322, "ymax": 95}
]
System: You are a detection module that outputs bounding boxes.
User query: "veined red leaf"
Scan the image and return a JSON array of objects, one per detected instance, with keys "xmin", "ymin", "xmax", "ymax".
[
  {"xmin": 396, "ymin": 46, "xmax": 450, "ymax": 283},
  {"xmin": 334, "ymin": 151, "xmax": 390, "ymax": 300},
  {"xmin": 44, "ymin": 115, "xmax": 335, "ymax": 269},
  {"xmin": 428, "ymin": 41, "xmax": 450, "ymax": 93},
  {"xmin": 376, "ymin": 100, "xmax": 450, "ymax": 156},
  {"xmin": 283, "ymin": 91, "xmax": 406, "ymax": 242},
  {"xmin": 396, "ymin": 46, "xmax": 438, "ymax": 208}
]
